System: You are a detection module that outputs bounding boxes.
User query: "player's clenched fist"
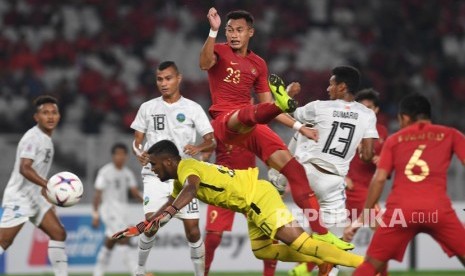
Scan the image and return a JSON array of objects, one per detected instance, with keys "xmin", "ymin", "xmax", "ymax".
[{"xmin": 207, "ymin": 7, "xmax": 221, "ymax": 31}]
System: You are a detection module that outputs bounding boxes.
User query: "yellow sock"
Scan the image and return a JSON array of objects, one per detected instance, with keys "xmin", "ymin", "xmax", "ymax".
[
  {"xmin": 289, "ymin": 232, "xmax": 364, "ymax": 267},
  {"xmin": 251, "ymin": 239, "xmax": 323, "ymax": 265}
]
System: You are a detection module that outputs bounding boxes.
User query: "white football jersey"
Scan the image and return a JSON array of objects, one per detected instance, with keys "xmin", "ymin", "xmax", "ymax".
[
  {"xmin": 94, "ymin": 163, "xmax": 137, "ymax": 215},
  {"xmin": 293, "ymin": 99, "xmax": 379, "ymax": 176},
  {"xmin": 130, "ymin": 96, "xmax": 213, "ymax": 158},
  {"xmin": 2, "ymin": 126, "xmax": 54, "ymax": 205}
]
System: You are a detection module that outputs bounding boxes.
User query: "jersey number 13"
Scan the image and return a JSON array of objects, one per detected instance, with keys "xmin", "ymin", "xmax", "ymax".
[{"xmin": 322, "ymin": 121, "xmax": 355, "ymax": 159}]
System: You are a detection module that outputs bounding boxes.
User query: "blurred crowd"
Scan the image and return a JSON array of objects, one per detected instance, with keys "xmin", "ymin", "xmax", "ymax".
[{"xmin": 1, "ymin": 0, "xmax": 465, "ymax": 134}]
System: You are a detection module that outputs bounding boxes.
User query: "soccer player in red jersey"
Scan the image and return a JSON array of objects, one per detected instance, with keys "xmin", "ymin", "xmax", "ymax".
[
  {"xmin": 346, "ymin": 93, "xmax": 465, "ymax": 275},
  {"xmin": 199, "ymin": 7, "xmax": 353, "ymax": 249},
  {"xmin": 204, "ymin": 140, "xmax": 277, "ymax": 275},
  {"xmin": 345, "ymin": 88, "xmax": 388, "ymax": 220}
]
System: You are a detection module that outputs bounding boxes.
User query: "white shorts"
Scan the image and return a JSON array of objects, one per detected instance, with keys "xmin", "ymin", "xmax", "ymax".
[
  {"xmin": 142, "ymin": 165, "xmax": 199, "ymax": 220},
  {"xmin": 303, "ymin": 162, "xmax": 348, "ymax": 233},
  {"xmin": 0, "ymin": 193, "xmax": 52, "ymax": 228},
  {"xmin": 100, "ymin": 209, "xmax": 129, "ymax": 238}
]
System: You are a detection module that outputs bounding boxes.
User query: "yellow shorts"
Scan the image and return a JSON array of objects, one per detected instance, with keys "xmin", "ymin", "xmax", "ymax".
[{"xmin": 246, "ymin": 180, "xmax": 295, "ymax": 240}]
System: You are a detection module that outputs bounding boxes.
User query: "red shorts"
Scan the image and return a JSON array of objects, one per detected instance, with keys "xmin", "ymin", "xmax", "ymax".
[
  {"xmin": 367, "ymin": 208, "xmax": 465, "ymax": 262},
  {"xmin": 205, "ymin": 138, "xmax": 256, "ymax": 232},
  {"xmin": 211, "ymin": 111, "xmax": 287, "ymax": 162}
]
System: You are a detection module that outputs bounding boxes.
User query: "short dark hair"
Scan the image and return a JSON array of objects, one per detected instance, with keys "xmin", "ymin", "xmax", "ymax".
[
  {"xmin": 226, "ymin": 10, "xmax": 254, "ymax": 27},
  {"xmin": 111, "ymin": 143, "xmax": 128, "ymax": 154},
  {"xmin": 33, "ymin": 95, "xmax": 58, "ymax": 111},
  {"xmin": 158, "ymin": 61, "xmax": 179, "ymax": 74},
  {"xmin": 332, "ymin": 66, "xmax": 361, "ymax": 94},
  {"xmin": 147, "ymin": 140, "xmax": 180, "ymax": 159},
  {"xmin": 355, "ymin": 88, "xmax": 380, "ymax": 107},
  {"xmin": 399, "ymin": 93, "xmax": 431, "ymax": 121}
]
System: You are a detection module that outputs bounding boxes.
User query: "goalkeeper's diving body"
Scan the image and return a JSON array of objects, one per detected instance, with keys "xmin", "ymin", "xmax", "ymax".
[{"xmin": 112, "ymin": 140, "xmax": 364, "ymax": 268}]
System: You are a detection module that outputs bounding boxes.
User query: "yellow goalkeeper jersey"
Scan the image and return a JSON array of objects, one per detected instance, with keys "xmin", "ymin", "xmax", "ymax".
[{"xmin": 172, "ymin": 158, "xmax": 258, "ymax": 213}]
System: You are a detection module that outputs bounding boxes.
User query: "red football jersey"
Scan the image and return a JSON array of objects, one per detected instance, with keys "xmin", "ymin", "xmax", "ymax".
[
  {"xmin": 378, "ymin": 122, "xmax": 465, "ymax": 210},
  {"xmin": 347, "ymin": 123, "xmax": 389, "ymax": 187},
  {"xmin": 207, "ymin": 43, "xmax": 269, "ymax": 118}
]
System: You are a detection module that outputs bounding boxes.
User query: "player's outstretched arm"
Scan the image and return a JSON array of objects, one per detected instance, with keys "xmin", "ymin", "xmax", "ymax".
[
  {"xmin": 199, "ymin": 7, "xmax": 220, "ymax": 70},
  {"xmin": 144, "ymin": 177, "xmax": 200, "ymax": 235},
  {"xmin": 111, "ymin": 196, "xmax": 175, "ymax": 240}
]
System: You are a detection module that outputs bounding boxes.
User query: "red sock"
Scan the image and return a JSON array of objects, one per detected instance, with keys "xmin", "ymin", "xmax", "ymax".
[
  {"xmin": 280, "ymin": 158, "xmax": 328, "ymax": 234},
  {"xmin": 353, "ymin": 261, "xmax": 378, "ymax": 276},
  {"xmin": 237, "ymin": 103, "xmax": 282, "ymax": 127},
  {"xmin": 263, "ymin": 259, "xmax": 277, "ymax": 276},
  {"xmin": 306, "ymin": 262, "xmax": 317, "ymax": 272},
  {"xmin": 204, "ymin": 231, "xmax": 222, "ymax": 275}
]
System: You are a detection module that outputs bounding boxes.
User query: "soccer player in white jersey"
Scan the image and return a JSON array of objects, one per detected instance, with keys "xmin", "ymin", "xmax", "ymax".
[
  {"xmin": 272, "ymin": 66, "xmax": 379, "ymax": 276},
  {"xmin": 92, "ymin": 143, "xmax": 143, "ymax": 276},
  {"xmin": 130, "ymin": 61, "xmax": 215, "ymax": 276},
  {"xmin": 0, "ymin": 95, "xmax": 68, "ymax": 276}
]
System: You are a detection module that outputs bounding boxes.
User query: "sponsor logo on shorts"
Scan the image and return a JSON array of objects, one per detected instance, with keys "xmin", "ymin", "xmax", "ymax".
[
  {"xmin": 144, "ymin": 196, "xmax": 150, "ymax": 206},
  {"xmin": 176, "ymin": 113, "xmax": 186, "ymax": 123}
]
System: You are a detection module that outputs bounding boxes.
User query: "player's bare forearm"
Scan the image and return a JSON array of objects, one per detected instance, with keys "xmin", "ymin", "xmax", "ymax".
[
  {"xmin": 171, "ymin": 175, "xmax": 200, "ymax": 210},
  {"xmin": 360, "ymin": 138, "xmax": 375, "ymax": 162},
  {"xmin": 197, "ymin": 133, "xmax": 216, "ymax": 152},
  {"xmin": 200, "ymin": 7, "xmax": 220, "ymax": 70},
  {"xmin": 19, "ymin": 158, "xmax": 47, "ymax": 188},
  {"xmin": 184, "ymin": 134, "xmax": 216, "ymax": 156},
  {"xmin": 92, "ymin": 190, "xmax": 102, "ymax": 228},
  {"xmin": 199, "ymin": 38, "xmax": 217, "ymax": 70},
  {"xmin": 92, "ymin": 190, "xmax": 102, "ymax": 212}
]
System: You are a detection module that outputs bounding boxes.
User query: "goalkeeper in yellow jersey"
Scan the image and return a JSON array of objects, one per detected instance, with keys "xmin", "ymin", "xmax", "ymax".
[{"xmin": 112, "ymin": 140, "xmax": 363, "ymax": 270}]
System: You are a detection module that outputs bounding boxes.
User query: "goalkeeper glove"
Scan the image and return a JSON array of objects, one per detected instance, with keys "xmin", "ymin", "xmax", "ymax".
[
  {"xmin": 144, "ymin": 205, "xmax": 179, "ymax": 235},
  {"xmin": 111, "ymin": 220, "xmax": 148, "ymax": 240}
]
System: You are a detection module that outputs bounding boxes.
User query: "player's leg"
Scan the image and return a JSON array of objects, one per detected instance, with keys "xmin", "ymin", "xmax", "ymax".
[
  {"xmin": 179, "ymin": 198, "xmax": 204, "ymax": 276},
  {"xmin": 135, "ymin": 169, "xmax": 173, "ymax": 276},
  {"xmin": 427, "ymin": 208, "xmax": 465, "ymax": 267},
  {"xmin": 354, "ymin": 209, "xmax": 418, "ymax": 275},
  {"xmin": 95, "ymin": 211, "xmax": 135, "ymax": 276},
  {"xmin": 37, "ymin": 207, "xmax": 68, "ymax": 276},
  {"xmin": 239, "ymin": 124, "xmax": 329, "ymax": 237},
  {"xmin": 0, "ymin": 204, "xmax": 28, "ymax": 252},
  {"xmin": 94, "ymin": 237, "xmax": 117, "ymax": 276},
  {"xmin": 249, "ymin": 180, "xmax": 362, "ymax": 268},
  {"xmin": 223, "ymin": 75, "xmax": 297, "ymax": 135},
  {"xmin": 204, "ymin": 205, "xmax": 235, "ymax": 275},
  {"xmin": 0, "ymin": 224, "xmax": 24, "ymax": 253}
]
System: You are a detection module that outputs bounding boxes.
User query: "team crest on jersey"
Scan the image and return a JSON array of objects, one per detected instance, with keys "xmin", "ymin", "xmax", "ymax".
[
  {"xmin": 176, "ymin": 113, "xmax": 186, "ymax": 123},
  {"xmin": 251, "ymin": 68, "xmax": 257, "ymax": 75}
]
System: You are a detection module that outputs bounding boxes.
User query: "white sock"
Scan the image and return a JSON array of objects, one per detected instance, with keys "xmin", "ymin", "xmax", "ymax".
[
  {"xmin": 120, "ymin": 244, "xmax": 137, "ymax": 273},
  {"xmin": 48, "ymin": 240, "xmax": 68, "ymax": 276},
  {"xmin": 93, "ymin": 246, "xmax": 111, "ymax": 276},
  {"xmin": 188, "ymin": 238, "xmax": 205, "ymax": 276},
  {"xmin": 136, "ymin": 234, "xmax": 156, "ymax": 271}
]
